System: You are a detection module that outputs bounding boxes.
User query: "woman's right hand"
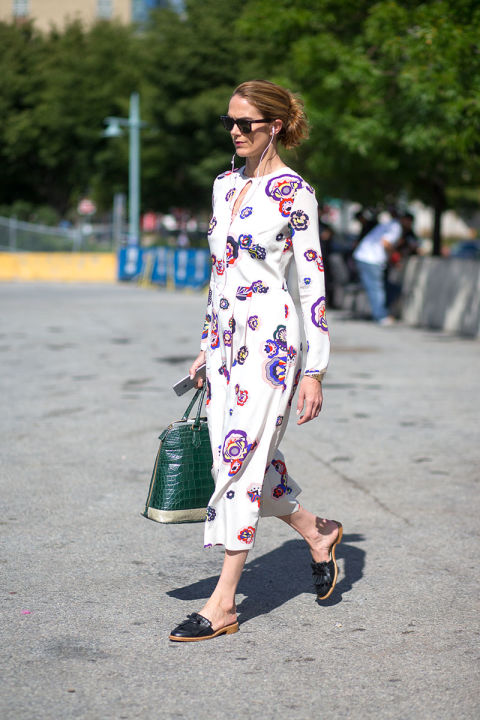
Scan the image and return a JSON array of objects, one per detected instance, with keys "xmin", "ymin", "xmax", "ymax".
[{"xmin": 189, "ymin": 350, "xmax": 206, "ymax": 388}]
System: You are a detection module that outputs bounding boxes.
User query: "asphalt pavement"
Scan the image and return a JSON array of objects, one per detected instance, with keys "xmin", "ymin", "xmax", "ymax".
[{"xmin": 1, "ymin": 282, "xmax": 479, "ymax": 720}]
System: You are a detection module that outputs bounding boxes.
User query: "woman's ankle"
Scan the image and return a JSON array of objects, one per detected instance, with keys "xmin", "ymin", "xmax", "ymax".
[{"xmin": 206, "ymin": 596, "xmax": 236, "ymax": 615}]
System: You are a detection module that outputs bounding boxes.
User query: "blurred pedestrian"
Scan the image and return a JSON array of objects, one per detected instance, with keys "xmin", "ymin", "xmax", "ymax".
[
  {"xmin": 169, "ymin": 79, "xmax": 342, "ymax": 643},
  {"xmin": 319, "ymin": 217, "xmax": 334, "ymax": 306},
  {"xmin": 354, "ymin": 207, "xmax": 379, "ymax": 244},
  {"xmin": 386, "ymin": 211, "xmax": 419, "ymax": 312},
  {"xmin": 353, "ymin": 208, "xmax": 402, "ymax": 325}
]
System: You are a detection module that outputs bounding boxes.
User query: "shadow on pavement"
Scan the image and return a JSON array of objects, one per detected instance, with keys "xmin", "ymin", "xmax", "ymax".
[{"xmin": 166, "ymin": 534, "xmax": 365, "ymax": 623}]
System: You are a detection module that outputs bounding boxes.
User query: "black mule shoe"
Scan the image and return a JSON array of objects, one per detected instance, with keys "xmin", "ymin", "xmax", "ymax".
[
  {"xmin": 311, "ymin": 521, "xmax": 343, "ymax": 600},
  {"xmin": 169, "ymin": 612, "xmax": 239, "ymax": 642}
]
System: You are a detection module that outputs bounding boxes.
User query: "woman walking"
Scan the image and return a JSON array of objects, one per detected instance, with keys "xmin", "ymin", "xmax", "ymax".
[{"xmin": 170, "ymin": 80, "xmax": 342, "ymax": 642}]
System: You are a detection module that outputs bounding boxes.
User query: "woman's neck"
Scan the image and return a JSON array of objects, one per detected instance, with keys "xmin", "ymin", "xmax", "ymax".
[{"xmin": 244, "ymin": 146, "xmax": 286, "ymax": 178}]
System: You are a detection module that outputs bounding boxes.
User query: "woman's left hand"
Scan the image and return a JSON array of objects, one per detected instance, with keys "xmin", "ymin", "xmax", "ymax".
[{"xmin": 296, "ymin": 376, "xmax": 323, "ymax": 425}]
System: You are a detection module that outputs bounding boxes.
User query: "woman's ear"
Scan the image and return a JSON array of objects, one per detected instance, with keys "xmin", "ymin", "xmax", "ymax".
[{"xmin": 271, "ymin": 119, "xmax": 283, "ymax": 136}]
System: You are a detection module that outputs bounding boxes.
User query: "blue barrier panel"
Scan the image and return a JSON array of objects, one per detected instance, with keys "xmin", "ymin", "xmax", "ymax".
[
  {"xmin": 174, "ymin": 248, "xmax": 210, "ymax": 288},
  {"xmin": 150, "ymin": 247, "xmax": 170, "ymax": 285},
  {"xmin": 118, "ymin": 247, "xmax": 210, "ymax": 288},
  {"xmin": 118, "ymin": 246, "xmax": 143, "ymax": 280}
]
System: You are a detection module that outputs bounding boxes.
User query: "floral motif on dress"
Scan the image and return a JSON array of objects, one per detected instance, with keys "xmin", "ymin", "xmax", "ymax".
[
  {"xmin": 273, "ymin": 324, "xmax": 287, "ymax": 350},
  {"xmin": 304, "ymin": 248, "xmax": 324, "ymax": 272},
  {"xmin": 235, "ymin": 384, "xmax": 248, "ymax": 406},
  {"xmin": 208, "ymin": 217, "xmax": 217, "ymax": 235},
  {"xmin": 247, "ymin": 315, "xmax": 259, "ymax": 331},
  {"xmin": 237, "ymin": 526, "xmax": 256, "ymax": 544},
  {"xmin": 206, "ymin": 506, "xmax": 216, "ymax": 522},
  {"xmin": 218, "ymin": 362, "xmax": 230, "ymax": 384},
  {"xmin": 248, "ymin": 244, "xmax": 267, "ymax": 260},
  {"xmin": 251, "ymin": 280, "xmax": 268, "ymax": 294},
  {"xmin": 225, "ymin": 188, "xmax": 236, "ymax": 202},
  {"xmin": 246, "ymin": 483, "xmax": 262, "ymax": 508},
  {"xmin": 271, "ymin": 458, "xmax": 293, "ymax": 499},
  {"xmin": 264, "ymin": 339, "xmax": 278, "ymax": 358},
  {"xmin": 210, "ymin": 311, "xmax": 219, "ymax": 349},
  {"xmin": 223, "ymin": 330, "xmax": 232, "ymax": 347},
  {"xmin": 236, "ymin": 280, "xmax": 269, "ymax": 301},
  {"xmin": 290, "ymin": 210, "xmax": 310, "ymax": 231},
  {"xmin": 262, "ymin": 324, "xmax": 290, "ymax": 390},
  {"xmin": 219, "ymin": 297, "xmax": 229, "ymax": 310},
  {"xmin": 264, "ymin": 356, "xmax": 287, "ymax": 390},
  {"xmin": 236, "ymin": 345, "xmax": 249, "ymax": 365},
  {"xmin": 238, "ymin": 233, "xmax": 253, "ymax": 248},
  {"xmin": 201, "ymin": 313, "xmax": 211, "ymax": 341},
  {"xmin": 265, "ymin": 174, "xmax": 303, "ymax": 202},
  {"xmin": 222, "ymin": 429, "xmax": 256, "ymax": 476},
  {"xmin": 311, "ymin": 296, "xmax": 329, "ymax": 333},
  {"xmin": 240, "ymin": 207, "xmax": 253, "ymax": 219},
  {"xmin": 279, "ymin": 198, "xmax": 293, "ymax": 217},
  {"xmin": 287, "ymin": 345, "xmax": 297, "ymax": 362},
  {"xmin": 217, "ymin": 170, "xmax": 235, "ymax": 180},
  {"xmin": 226, "ymin": 236, "xmax": 240, "ymax": 267}
]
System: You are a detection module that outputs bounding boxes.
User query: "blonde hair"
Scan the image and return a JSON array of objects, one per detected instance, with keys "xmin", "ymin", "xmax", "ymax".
[{"xmin": 232, "ymin": 79, "xmax": 309, "ymax": 150}]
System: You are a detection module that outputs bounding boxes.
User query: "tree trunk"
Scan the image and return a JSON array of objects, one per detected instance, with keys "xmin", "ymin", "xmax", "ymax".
[{"xmin": 432, "ymin": 180, "xmax": 446, "ymax": 256}]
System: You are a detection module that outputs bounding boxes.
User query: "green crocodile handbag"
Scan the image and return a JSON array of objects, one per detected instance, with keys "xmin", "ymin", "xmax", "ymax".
[{"xmin": 142, "ymin": 385, "xmax": 214, "ymax": 523}]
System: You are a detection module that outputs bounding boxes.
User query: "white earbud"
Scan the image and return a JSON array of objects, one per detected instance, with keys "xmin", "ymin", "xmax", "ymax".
[{"xmin": 271, "ymin": 128, "xmax": 275, "ymax": 136}]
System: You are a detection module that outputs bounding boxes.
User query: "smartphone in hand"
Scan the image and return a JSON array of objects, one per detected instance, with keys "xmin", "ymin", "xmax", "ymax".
[{"xmin": 172, "ymin": 363, "xmax": 206, "ymax": 396}]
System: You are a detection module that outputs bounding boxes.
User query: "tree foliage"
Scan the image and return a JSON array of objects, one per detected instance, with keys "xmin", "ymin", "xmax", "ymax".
[
  {"xmin": 0, "ymin": 1, "xmax": 479, "ymax": 251},
  {"xmin": 0, "ymin": 20, "xmax": 143, "ymax": 214},
  {"xmin": 238, "ymin": 0, "xmax": 480, "ymax": 251}
]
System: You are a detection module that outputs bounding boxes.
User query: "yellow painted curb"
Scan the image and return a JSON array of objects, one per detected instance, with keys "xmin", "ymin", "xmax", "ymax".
[{"xmin": 0, "ymin": 252, "xmax": 117, "ymax": 283}]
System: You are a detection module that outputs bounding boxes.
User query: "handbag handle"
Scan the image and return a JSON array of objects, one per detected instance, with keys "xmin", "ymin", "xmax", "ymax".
[{"xmin": 181, "ymin": 385, "xmax": 207, "ymax": 427}]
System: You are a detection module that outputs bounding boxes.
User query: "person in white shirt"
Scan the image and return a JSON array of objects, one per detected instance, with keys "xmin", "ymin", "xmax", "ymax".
[{"xmin": 353, "ymin": 209, "xmax": 402, "ymax": 324}]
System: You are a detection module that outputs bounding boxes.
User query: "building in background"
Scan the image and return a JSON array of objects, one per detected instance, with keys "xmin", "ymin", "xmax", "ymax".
[{"xmin": 0, "ymin": 0, "xmax": 175, "ymax": 31}]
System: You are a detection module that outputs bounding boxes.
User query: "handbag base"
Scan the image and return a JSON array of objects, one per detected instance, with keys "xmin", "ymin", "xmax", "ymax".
[{"xmin": 143, "ymin": 506, "xmax": 207, "ymax": 524}]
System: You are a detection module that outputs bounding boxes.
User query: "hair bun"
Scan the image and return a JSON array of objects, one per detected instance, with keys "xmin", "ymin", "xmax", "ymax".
[
  {"xmin": 283, "ymin": 94, "xmax": 309, "ymax": 150},
  {"xmin": 233, "ymin": 80, "xmax": 309, "ymax": 150}
]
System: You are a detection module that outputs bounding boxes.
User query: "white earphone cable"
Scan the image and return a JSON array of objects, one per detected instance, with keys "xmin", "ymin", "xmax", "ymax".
[{"xmin": 255, "ymin": 128, "xmax": 275, "ymax": 179}]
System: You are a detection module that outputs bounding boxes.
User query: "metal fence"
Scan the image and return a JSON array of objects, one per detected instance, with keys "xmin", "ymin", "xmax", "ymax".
[
  {"xmin": 0, "ymin": 216, "xmax": 116, "ymax": 252},
  {"xmin": 0, "ymin": 215, "xmax": 81, "ymax": 251}
]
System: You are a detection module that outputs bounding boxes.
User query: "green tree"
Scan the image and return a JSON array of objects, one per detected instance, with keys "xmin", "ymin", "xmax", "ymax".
[
  {"xmin": 0, "ymin": 22, "xmax": 46, "ymax": 208},
  {"xmin": 141, "ymin": 0, "xmax": 258, "ymax": 211},
  {"xmin": 238, "ymin": 0, "xmax": 480, "ymax": 253},
  {"xmin": 0, "ymin": 20, "xmax": 144, "ymax": 215}
]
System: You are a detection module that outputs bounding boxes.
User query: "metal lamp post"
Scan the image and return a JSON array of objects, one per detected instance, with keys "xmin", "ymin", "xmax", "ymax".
[{"xmin": 103, "ymin": 92, "xmax": 144, "ymax": 245}]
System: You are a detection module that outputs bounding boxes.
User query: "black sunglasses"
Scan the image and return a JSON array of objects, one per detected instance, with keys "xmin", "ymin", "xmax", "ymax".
[{"xmin": 220, "ymin": 115, "xmax": 271, "ymax": 134}]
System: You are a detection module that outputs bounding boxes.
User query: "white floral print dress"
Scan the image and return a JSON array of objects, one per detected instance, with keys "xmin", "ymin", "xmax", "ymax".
[{"xmin": 200, "ymin": 166, "xmax": 330, "ymax": 551}]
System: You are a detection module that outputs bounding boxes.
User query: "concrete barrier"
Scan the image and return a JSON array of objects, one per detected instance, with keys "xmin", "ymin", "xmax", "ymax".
[
  {"xmin": 0, "ymin": 252, "xmax": 117, "ymax": 283},
  {"xmin": 401, "ymin": 256, "xmax": 480, "ymax": 337}
]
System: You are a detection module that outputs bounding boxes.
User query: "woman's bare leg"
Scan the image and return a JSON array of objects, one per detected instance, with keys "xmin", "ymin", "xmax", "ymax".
[
  {"xmin": 279, "ymin": 505, "xmax": 340, "ymax": 562},
  {"xmin": 198, "ymin": 549, "xmax": 248, "ymax": 631}
]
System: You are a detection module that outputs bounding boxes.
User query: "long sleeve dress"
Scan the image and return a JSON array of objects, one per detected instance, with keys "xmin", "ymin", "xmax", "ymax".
[{"xmin": 200, "ymin": 166, "xmax": 330, "ymax": 551}]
